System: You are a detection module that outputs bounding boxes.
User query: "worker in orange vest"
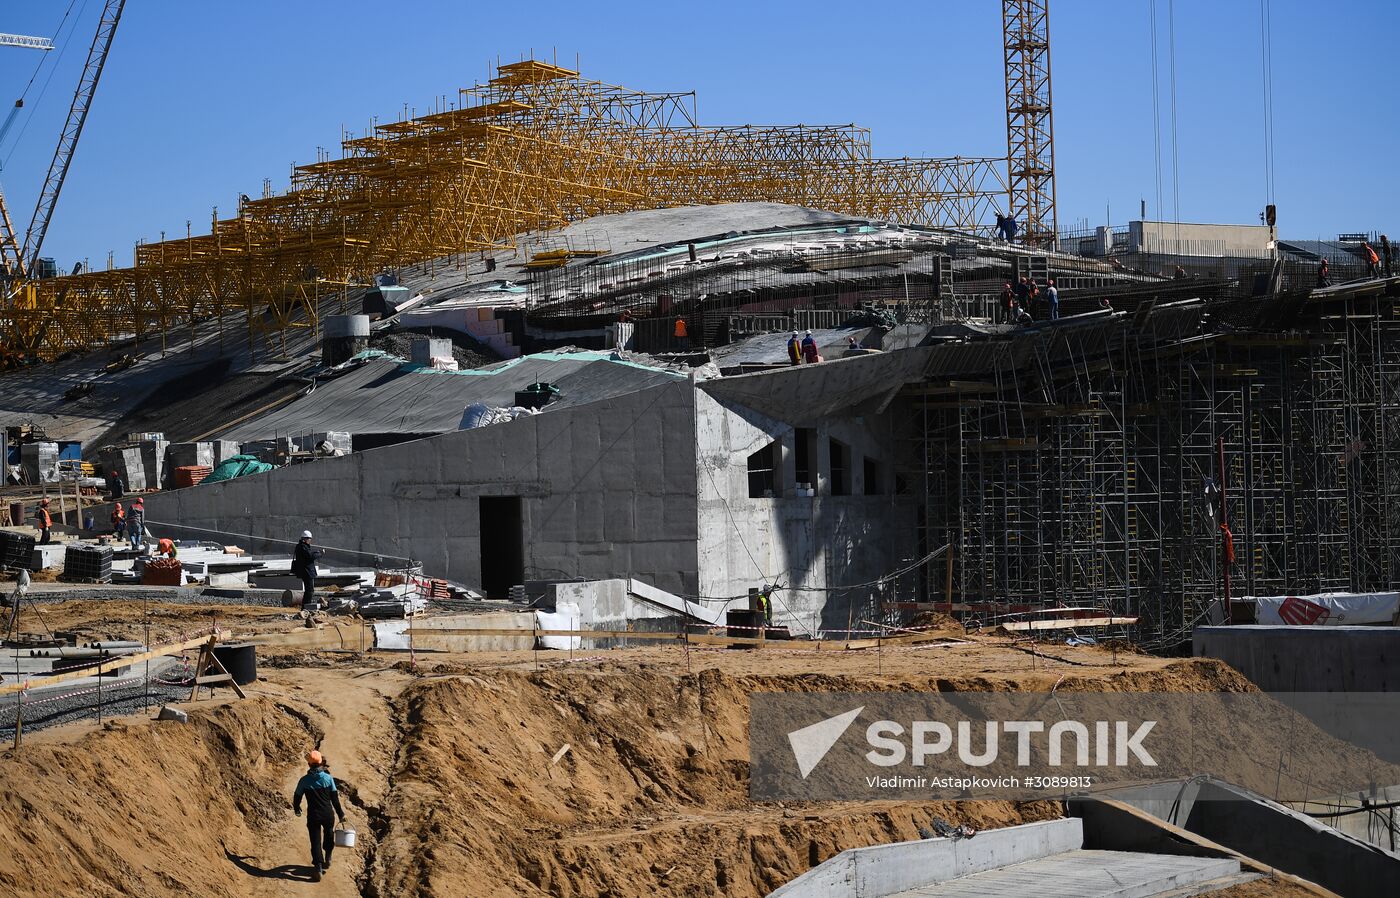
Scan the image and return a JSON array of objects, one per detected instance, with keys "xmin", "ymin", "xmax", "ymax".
[
  {"xmin": 110, "ymin": 501, "xmax": 126, "ymax": 541},
  {"xmin": 156, "ymin": 537, "xmax": 178, "ymax": 559},
  {"xmin": 673, "ymin": 316, "xmax": 689, "ymax": 351},
  {"xmin": 35, "ymin": 498, "xmax": 52, "ymax": 545},
  {"xmin": 1361, "ymin": 240, "xmax": 1380, "ymax": 278}
]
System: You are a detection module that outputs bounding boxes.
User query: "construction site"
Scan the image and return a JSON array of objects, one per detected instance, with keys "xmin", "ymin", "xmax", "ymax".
[{"xmin": 0, "ymin": 2, "xmax": 1397, "ymax": 897}]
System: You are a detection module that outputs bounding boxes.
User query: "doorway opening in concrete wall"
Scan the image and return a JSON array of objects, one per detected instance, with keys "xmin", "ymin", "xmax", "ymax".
[
  {"xmin": 794, "ymin": 427, "xmax": 817, "ymax": 490},
  {"xmin": 480, "ymin": 496, "xmax": 524, "ymax": 598}
]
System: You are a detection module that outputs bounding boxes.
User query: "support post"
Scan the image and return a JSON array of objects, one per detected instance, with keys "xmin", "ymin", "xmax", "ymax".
[{"xmin": 1217, "ymin": 435, "xmax": 1232, "ymax": 622}]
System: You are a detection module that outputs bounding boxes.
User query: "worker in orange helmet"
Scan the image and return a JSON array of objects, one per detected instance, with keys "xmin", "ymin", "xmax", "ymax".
[
  {"xmin": 292, "ymin": 749, "xmax": 346, "ymax": 881},
  {"xmin": 673, "ymin": 316, "xmax": 690, "ymax": 351},
  {"xmin": 156, "ymin": 537, "xmax": 178, "ymax": 559},
  {"xmin": 110, "ymin": 501, "xmax": 126, "ymax": 541},
  {"xmin": 35, "ymin": 498, "xmax": 52, "ymax": 545}
]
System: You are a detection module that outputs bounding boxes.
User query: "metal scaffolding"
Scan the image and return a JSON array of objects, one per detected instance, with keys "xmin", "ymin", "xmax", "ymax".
[
  {"xmin": 907, "ymin": 288, "xmax": 1400, "ymax": 648},
  {"xmin": 1, "ymin": 59, "xmax": 1008, "ymax": 359}
]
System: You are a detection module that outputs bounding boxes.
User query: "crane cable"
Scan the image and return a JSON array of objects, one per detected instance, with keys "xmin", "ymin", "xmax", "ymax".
[
  {"xmin": 2, "ymin": 0, "xmax": 90, "ymax": 165},
  {"xmin": 1259, "ymin": 0, "xmax": 1277, "ymax": 206},
  {"xmin": 1148, "ymin": 0, "xmax": 1163, "ymax": 222},
  {"xmin": 1168, "ymin": 0, "xmax": 1181, "ymax": 244}
]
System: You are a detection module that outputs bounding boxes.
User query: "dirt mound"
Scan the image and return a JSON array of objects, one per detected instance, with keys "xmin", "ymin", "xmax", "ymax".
[
  {"xmin": 369, "ymin": 665, "xmax": 1194, "ymax": 898},
  {"xmin": 370, "ymin": 327, "xmax": 499, "ymax": 370},
  {"xmin": 907, "ymin": 610, "xmax": 966, "ymax": 636},
  {"xmin": 0, "ymin": 648, "xmax": 1380, "ymax": 897},
  {"xmin": 0, "ymin": 698, "xmax": 316, "ymax": 898}
]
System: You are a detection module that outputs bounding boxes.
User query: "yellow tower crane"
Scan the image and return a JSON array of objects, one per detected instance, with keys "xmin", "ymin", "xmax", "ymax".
[
  {"xmin": 0, "ymin": 2, "xmax": 124, "ymax": 363},
  {"xmin": 1002, "ymin": 0, "xmax": 1058, "ymax": 246}
]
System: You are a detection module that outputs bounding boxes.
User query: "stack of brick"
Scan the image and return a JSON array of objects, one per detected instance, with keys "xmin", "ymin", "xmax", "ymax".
[
  {"xmin": 173, "ymin": 465, "xmax": 213, "ymax": 488},
  {"xmin": 141, "ymin": 557, "xmax": 182, "ymax": 586}
]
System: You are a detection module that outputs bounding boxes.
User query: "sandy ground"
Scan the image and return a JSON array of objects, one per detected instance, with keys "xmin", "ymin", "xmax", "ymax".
[
  {"xmin": 0, "ymin": 638, "xmax": 1363, "ymax": 898},
  {"xmin": 4, "ymin": 599, "xmax": 307, "ymax": 646}
]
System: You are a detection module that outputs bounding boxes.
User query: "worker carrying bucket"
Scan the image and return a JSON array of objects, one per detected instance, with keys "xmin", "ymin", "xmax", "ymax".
[{"xmin": 292, "ymin": 749, "xmax": 347, "ymax": 881}]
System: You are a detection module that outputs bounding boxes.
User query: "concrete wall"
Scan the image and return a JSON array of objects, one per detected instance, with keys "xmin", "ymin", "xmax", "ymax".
[
  {"xmin": 137, "ymin": 381, "xmax": 700, "ymax": 595},
  {"xmin": 1130, "ymin": 221, "xmax": 1272, "ymax": 259},
  {"xmin": 376, "ymin": 610, "xmax": 536, "ymax": 652},
  {"xmin": 767, "ymin": 818, "xmax": 1082, "ymax": 898},
  {"xmin": 1193, "ymin": 625, "xmax": 1398, "ymax": 692},
  {"xmin": 1091, "ymin": 778, "xmax": 1400, "ymax": 898},
  {"xmin": 694, "ymin": 390, "xmax": 916, "ymax": 635},
  {"xmin": 549, "ymin": 579, "xmax": 675, "ymax": 632}
]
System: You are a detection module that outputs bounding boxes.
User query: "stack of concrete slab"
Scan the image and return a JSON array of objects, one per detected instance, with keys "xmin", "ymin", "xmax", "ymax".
[
  {"xmin": 19, "ymin": 442, "xmax": 59, "ymax": 484},
  {"xmin": 140, "ymin": 438, "xmax": 168, "ymax": 491},
  {"xmin": 166, "ymin": 442, "xmax": 214, "ymax": 471},
  {"xmin": 211, "ymin": 440, "xmax": 241, "ymax": 466},
  {"xmin": 101, "ymin": 446, "xmax": 147, "ymax": 491},
  {"xmin": 295, "ymin": 432, "xmax": 351, "ymax": 453},
  {"xmin": 240, "ymin": 437, "xmax": 293, "ymax": 465}
]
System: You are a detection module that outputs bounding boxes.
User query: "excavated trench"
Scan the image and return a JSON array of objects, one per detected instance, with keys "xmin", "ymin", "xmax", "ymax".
[{"xmin": 0, "ymin": 657, "xmax": 1356, "ymax": 898}]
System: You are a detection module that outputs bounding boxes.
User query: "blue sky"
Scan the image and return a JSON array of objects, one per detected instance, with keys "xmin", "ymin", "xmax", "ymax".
[{"xmin": 0, "ymin": 1, "xmax": 1393, "ymax": 269}]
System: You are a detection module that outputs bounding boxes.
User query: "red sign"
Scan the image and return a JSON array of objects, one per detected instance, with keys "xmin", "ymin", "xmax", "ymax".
[{"xmin": 1277, "ymin": 596, "xmax": 1331, "ymax": 626}]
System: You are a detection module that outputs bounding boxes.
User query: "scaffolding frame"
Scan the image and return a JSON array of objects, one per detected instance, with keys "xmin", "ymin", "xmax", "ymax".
[
  {"xmin": 907, "ymin": 289, "xmax": 1400, "ymax": 647},
  {"xmin": 3, "ymin": 59, "xmax": 1008, "ymax": 359}
]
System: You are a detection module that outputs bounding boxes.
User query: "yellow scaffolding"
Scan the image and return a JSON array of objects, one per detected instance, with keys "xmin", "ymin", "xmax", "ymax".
[{"xmin": 2, "ymin": 59, "xmax": 1008, "ymax": 359}]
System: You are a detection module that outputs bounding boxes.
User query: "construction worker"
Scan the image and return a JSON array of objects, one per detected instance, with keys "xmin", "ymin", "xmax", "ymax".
[
  {"xmin": 999, "ymin": 282, "xmax": 1016, "ymax": 323},
  {"xmin": 156, "ymin": 537, "xmax": 178, "ymax": 559},
  {"xmin": 1361, "ymin": 240, "xmax": 1380, "ymax": 278},
  {"xmin": 800, "ymin": 331, "xmax": 820, "ymax": 364},
  {"xmin": 1046, "ymin": 279, "xmax": 1060, "ymax": 321},
  {"xmin": 1317, "ymin": 258, "xmax": 1331, "ymax": 288},
  {"xmin": 673, "ymin": 316, "xmax": 689, "ymax": 351},
  {"xmin": 35, "ymin": 498, "xmax": 52, "ymax": 545},
  {"xmin": 786, "ymin": 332, "xmax": 801, "ymax": 366},
  {"xmin": 128, "ymin": 498, "xmax": 145, "ymax": 552},
  {"xmin": 1014, "ymin": 277, "xmax": 1031, "ymax": 314},
  {"xmin": 292, "ymin": 749, "xmax": 346, "ymax": 882},
  {"xmin": 110, "ymin": 501, "xmax": 126, "ymax": 541},
  {"xmin": 755, "ymin": 586, "xmax": 774, "ymax": 627},
  {"xmin": 1382, "ymin": 235, "xmax": 1393, "ymax": 277},
  {"xmin": 292, "ymin": 531, "xmax": 324, "ymax": 608}
]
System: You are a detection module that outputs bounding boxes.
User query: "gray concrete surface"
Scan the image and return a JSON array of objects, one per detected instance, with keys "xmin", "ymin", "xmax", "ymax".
[
  {"xmin": 880, "ymin": 851, "xmax": 1240, "ymax": 898},
  {"xmin": 137, "ymin": 380, "xmax": 703, "ymax": 597},
  {"xmin": 132, "ymin": 350, "xmax": 921, "ymax": 633},
  {"xmin": 1193, "ymin": 624, "xmax": 1398, "ymax": 692},
  {"xmin": 768, "ymin": 819, "xmax": 1084, "ymax": 898},
  {"xmin": 1091, "ymin": 778, "xmax": 1400, "ymax": 898}
]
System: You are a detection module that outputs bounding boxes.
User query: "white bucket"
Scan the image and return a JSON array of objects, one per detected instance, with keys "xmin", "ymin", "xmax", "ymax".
[{"xmin": 333, "ymin": 827, "xmax": 356, "ymax": 848}]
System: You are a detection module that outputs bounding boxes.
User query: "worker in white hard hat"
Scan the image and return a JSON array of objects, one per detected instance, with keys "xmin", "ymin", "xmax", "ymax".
[{"xmin": 291, "ymin": 530, "xmax": 324, "ymax": 609}]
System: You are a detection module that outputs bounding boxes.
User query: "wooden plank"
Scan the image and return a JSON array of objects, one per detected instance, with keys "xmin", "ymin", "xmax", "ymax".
[
  {"xmin": 194, "ymin": 674, "xmax": 232, "ymax": 684},
  {"xmin": 404, "ymin": 627, "xmax": 684, "ymax": 640},
  {"xmin": 0, "ymin": 631, "xmax": 224, "ymax": 696},
  {"xmin": 1000, "ymin": 616, "xmax": 1137, "ymax": 632},
  {"xmin": 841, "ymin": 632, "xmax": 973, "ymax": 650}
]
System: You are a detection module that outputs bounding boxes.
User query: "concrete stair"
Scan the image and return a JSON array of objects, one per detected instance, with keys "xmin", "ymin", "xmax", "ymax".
[{"xmin": 883, "ymin": 850, "xmax": 1246, "ymax": 898}]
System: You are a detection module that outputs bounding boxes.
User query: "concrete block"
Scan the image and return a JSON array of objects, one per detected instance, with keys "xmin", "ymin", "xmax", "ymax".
[
  {"xmin": 30, "ymin": 543, "xmax": 66, "ymax": 570},
  {"xmin": 166, "ymin": 442, "xmax": 214, "ymax": 471},
  {"xmin": 211, "ymin": 440, "xmax": 241, "ymax": 466},
  {"xmin": 156, "ymin": 705, "xmax": 188, "ymax": 723},
  {"xmin": 410, "ymin": 337, "xmax": 453, "ymax": 366},
  {"xmin": 140, "ymin": 439, "xmax": 168, "ymax": 490}
]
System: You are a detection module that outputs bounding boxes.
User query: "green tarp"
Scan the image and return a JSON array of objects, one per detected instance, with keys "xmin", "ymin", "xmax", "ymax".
[{"xmin": 203, "ymin": 454, "xmax": 274, "ymax": 484}]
